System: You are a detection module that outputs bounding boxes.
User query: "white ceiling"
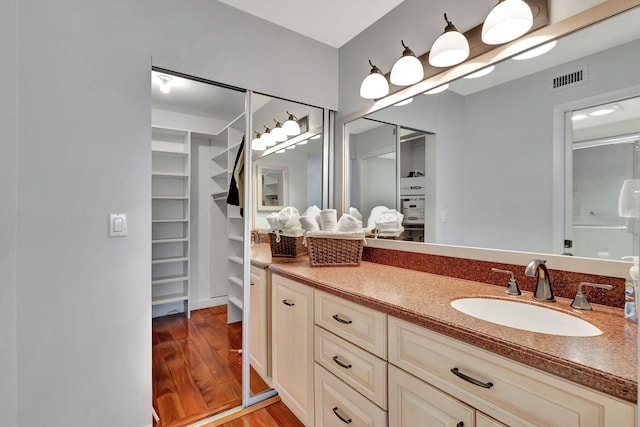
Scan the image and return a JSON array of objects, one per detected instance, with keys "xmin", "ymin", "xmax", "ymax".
[{"xmin": 217, "ymin": 0, "xmax": 405, "ymax": 48}]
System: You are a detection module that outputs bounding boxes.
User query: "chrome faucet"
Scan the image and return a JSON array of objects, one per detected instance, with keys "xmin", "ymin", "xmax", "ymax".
[
  {"xmin": 525, "ymin": 259, "xmax": 555, "ymax": 302},
  {"xmin": 250, "ymin": 229, "xmax": 263, "ymax": 245}
]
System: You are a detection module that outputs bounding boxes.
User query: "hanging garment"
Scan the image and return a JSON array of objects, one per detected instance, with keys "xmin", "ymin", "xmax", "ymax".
[{"xmin": 227, "ymin": 137, "xmax": 245, "ymax": 215}]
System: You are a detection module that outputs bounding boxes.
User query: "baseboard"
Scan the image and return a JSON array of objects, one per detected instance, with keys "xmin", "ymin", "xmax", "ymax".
[{"xmin": 190, "ymin": 296, "xmax": 227, "ymax": 311}]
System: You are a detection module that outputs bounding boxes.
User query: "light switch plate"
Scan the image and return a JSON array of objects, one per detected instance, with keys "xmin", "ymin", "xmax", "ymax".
[{"xmin": 109, "ymin": 213, "xmax": 128, "ymax": 237}]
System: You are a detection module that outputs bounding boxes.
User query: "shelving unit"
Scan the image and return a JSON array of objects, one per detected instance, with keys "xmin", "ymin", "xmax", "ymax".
[
  {"xmin": 210, "ymin": 123, "xmax": 246, "ymax": 324},
  {"xmin": 152, "ymin": 127, "xmax": 191, "ymax": 317}
]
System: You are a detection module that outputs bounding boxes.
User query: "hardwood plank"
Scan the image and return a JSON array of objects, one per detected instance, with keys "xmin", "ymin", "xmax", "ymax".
[
  {"xmin": 163, "ymin": 340, "xmax": 208, "ymax": 417},
  {"xmin": 156, "ymin": 393, "xmax": 186, "ymax": 425},
  {"xmin": 264, "ymin": 401, "xmax": 305, "ymax": 427}
]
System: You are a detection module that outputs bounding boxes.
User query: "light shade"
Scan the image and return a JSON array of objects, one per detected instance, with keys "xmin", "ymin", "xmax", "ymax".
[
  {"xmin": 482, "ymin": 0, "xmax": 533, "ymax": 45},
  {"xmin": 463, "ymin": 65, "xmax": 495, "ymax": 79},
  {"xmin": 429, "ymin": 14, "xmax": 470, "ymax": 68},
  {"xmin": 390, "ymin": 40, "xmax": 424, "ymax": 86},
  {"xmin": 260, "ymin": 127, "xmax": 276, "ymax": 147},
  {"xmin": 271, "ymin": 120, "xmax": 287, "ymax": 142},
  {"xmin": 251, "ymin": 132, "xmax": 265, "ymax": 151},
  {"xmin": 619, "ymin": 179, "xmax": 640, "ymax": 218},
  {"xmin": 157, "ymin": 75, "xmax": 173, "ymax": 94},
  {"xmin": 395, "ymin": 98, "xmax": 414, "ymax": 106},
  {"xmin": 282, "ymin": 112, "xmax": 301, "ymax": 136},
  {"xmin": 512, "ymin": 40, "xmax": 557, "ymax": 60},
  {"xmin": 424, "ymin": 83, "xmax": 449, "ymax": 95},
  {"xmin": 360, "ymin": 60, "xmax": 389, "ymax": 99}
]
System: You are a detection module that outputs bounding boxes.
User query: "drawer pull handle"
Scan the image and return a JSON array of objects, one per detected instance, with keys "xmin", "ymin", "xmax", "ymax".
[
  {"xmin": 457, "ymin": 423, "xmax": 464, "ymax": 427},
  {"xmin": 282, "ymin": 299, "xmax": 295, "ymax": 307},
  {"xmin": 332, "ymin": 355, "xmax": 353, "ymax": 369},
  {"xmin": 451, "ymin": 367, "xmax": 494, "ymax": 389},
  {"xmin": 332, "ymin": 314, "xmax": 353, "ymax": 324},
  {"xmin": 332, "ymin": 407, "xmax": 352, "ymax": 424},
  {"xmin": 250, "ymin": 282, "xmax": 255, "ymax": 286}
]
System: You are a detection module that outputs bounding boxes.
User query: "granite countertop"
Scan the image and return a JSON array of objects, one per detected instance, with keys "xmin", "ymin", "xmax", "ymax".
[
  {"xmin": 261, "ymin": 256, "xmax": 637, "ymax": 403},
  {"xmin": 250, "ymin": 243, "xmax": 306, "ymax": 269}
]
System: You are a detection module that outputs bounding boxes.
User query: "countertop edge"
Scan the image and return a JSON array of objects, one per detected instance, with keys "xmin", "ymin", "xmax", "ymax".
[{"xmin": 268, "ymin": 265, "xmax": 637, "ymax": 403}]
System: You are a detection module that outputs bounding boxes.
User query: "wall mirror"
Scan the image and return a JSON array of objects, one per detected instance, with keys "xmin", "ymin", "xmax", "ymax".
[
  {"xmin": 344, "ymin": 5, "xmax": 640, "ymax": 263},
  {"xmin": 257, "ymin": 165, "xmax": 288, "ymax": 210},
  {"xmin": 251, "ymin": 93, "xmax": 327, "ymax": 230}
]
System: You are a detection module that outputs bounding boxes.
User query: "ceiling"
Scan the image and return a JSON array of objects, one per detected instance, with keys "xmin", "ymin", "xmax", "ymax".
[{"xmin": 217, "ymin": 0, "xmax": 405, "ymax": 48}]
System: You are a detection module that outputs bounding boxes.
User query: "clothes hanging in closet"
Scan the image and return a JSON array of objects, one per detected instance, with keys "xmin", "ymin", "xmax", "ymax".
[{"xmin": 227, "ymin": 137, "xmax": 245, "ymax": 216}]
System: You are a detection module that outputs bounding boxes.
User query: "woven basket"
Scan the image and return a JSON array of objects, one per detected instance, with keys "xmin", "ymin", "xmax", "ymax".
[
  {"xmin": 306, "ymin": 234, "xmax": 365, "ymax": 267},
  {"xmin": 269, "ymin": 232, "xmax": 308, "ymax": 258}
]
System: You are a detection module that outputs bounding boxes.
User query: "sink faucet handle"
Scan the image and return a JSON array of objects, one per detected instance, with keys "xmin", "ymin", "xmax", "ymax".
[
  {"xmin": 570, "ymin": 282, "xmax": 614, "ymax": 311},
  {"xmin": 491, "ymin": 268, "xmax": 522, "ymax": 296}
]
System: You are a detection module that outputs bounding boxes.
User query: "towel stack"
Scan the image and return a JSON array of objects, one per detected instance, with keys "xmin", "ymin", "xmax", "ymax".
[
  {"xmin": 299, "ymin": 206, "xmax": 363, "ymax": 233},
  {"xmin": 366, "ymin": 206, "xmax": 404, "ymax": 237},
  {"xmin": 266, "ymin": 206, "xmax": 302, "ymax": 231}
]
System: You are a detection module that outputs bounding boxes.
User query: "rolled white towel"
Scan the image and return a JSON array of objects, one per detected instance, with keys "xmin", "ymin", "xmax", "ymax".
[
  {"xmin": 348, "ymin": 207, "xmax": 363, "ymax": 222},
  {"xmin": 319, "ymin": 209, "xmax": 338, "ymax": 231},
  {"xmin": 375, "ymin": 210, "xmax": 402, "ymax": 230},
  {"xmin": 337, "ymin": 214, "xmax": 363, "ymax": 232},
  {"xmin": 367, "ymin": 205, "xmax": 391, "ymax": 230},
  {"xmin": 303, "ymin": 205, "xmax": 322, "ymax": 224},
  {"xmin": 278, "ymin": 206, "xmax": 301, "ymax": 229},
  {"xmin": 266, "ymin": 212, "xmax": 282, "ymax": 230},
  {"xmin": 299, "ymin": 215, "xmax": 320, "ymax": 231}
]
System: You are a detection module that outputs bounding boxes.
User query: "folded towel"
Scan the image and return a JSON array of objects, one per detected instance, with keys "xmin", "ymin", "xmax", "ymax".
[
  {"xmin": 337, "ymin": 214, "xmax": 363, "ymax": 232},
  {"xmin": 348, "ymin": 207, "xmax": 363, "ymax": 222},
  {"xmin": 375, "ymin": 210, "xmax": 403, "ymax": 230},
  {"xmin": 303, "ymin": 205, "xmax": 322, "ymax": 224},
  {"xmin": 367, "ymin": 206, "xmax": 391, "ymax": 230},
  {"xmin": 319, "ymin": 209, "xmax": 338, "ymax": 231},
  {"xmin": 299, "ymin": 215, "xmax": 320, "ymax": 231},
  {"xmin": 276, "ymin": 206, "xmax": 301, "ymax": 229}
]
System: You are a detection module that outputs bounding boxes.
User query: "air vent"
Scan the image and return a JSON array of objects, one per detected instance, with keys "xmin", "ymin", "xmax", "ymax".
[{"xmin": 551, "ymin": 67, "xmax": 588, "ymax": 91}]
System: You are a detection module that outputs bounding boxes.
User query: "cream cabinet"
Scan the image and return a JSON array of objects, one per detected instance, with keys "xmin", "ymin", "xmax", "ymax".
[
  {"xmin": 388, "ymin": 316, "xmax": 636, "ymax": 427},
  {"xmin": 249, "ymin": 265, "xmax": 270, "ymax": 383},
  {"xmin": 272, "ymin": 274, "xmax": 315, "ymax": 426}
]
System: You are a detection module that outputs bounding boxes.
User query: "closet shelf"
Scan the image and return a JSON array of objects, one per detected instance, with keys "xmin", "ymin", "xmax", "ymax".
[
  {"xmin": 153, "ymin": 150, "xmax": 188, "ymax": 156},
  {"xmin": 228, "ymin": 235, "xmax": 243, "ymax": 242},
  {"xmin": 152, "ymin": 256, "xmax": 188, "ymax": 265},
  {"xmin": 152, "ymin": 172, "xmax": 188, "ymax": 178},
  {"xmin": 152, "ymin": 219, "xmax": 188, "ymax": 223},
  {"xmin": 228, "ymin": 296, "xmax": 244, "ymax": 311},
  {"xmin": 152, "ymin": 293, "xmax": 188, "ymax": 306},
  {"xmin": 229, "ymin": 276, "xmax": 243, "ymax": 289},
  {"xmin": 228, "ymin": 256, "xmax": 243, "ymax": 265},
  {"xmin": 152, "ymin": 274, "xmax": 189, "ymax": 285},
  {"xmin": 212, "ymin": 191, "xmax": 228, "ymax": 201},
  {"xmin": 152, "ymin": 237, "xmax": 189, "ymax": 244},
  {"xmin": 152, "ymin": 196, "xmax": 189, "ymax": 200}
]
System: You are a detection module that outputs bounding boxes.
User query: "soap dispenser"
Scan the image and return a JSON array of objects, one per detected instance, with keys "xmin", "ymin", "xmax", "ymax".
[{"xmin": 623, "ymin": 256, "xmax": 639, "ymax": 323}]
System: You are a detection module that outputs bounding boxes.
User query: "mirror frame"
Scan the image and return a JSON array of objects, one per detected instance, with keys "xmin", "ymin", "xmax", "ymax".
[
  {"xmin": 256, "ymin": 165, "xmax": 289, "ymax": 211},
  {"xmin": 338, "ymin": 1, "xmax": 640, "ymax": 279}
]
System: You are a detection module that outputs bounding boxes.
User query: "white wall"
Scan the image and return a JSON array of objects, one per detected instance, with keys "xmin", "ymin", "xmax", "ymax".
[
  {"xmin": 13, "ymin": 1, "xmax": 338, "ymax": 426},
  {"xmin": 0, "ymin": 0, "xmax": 18, "ymax": 425}
]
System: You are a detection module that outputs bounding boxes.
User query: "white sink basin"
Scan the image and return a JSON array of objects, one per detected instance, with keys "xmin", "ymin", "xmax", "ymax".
[{"xmin": 450, "ymin": 298, "xmax": 602, "ymax": 337}]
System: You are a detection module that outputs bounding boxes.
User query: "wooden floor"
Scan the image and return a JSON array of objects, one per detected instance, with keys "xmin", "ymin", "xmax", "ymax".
[{"xmin": 153, "ymin": 306, "xmax": 280, "ymax": 427}]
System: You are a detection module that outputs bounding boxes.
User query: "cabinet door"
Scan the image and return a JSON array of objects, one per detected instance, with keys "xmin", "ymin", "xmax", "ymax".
[
  {"xmin": 249, "ymin": 266, "xmax": 269, "ymax": 380},
  {"xmin": 477, "ymin": 412, "xmax": 507, "ymax": 427},
  {"xmin": 389, "ymin": 365, "xmax": 474, "ymax": 427},
  {"xmin": 272, "ymin": 275, "xmax": 314, "ymax": 426}
]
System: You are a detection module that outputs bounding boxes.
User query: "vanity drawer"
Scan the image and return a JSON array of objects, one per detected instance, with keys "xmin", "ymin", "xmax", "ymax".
[
  {"xmin": 388, "ymin": 317, "xmax": 635, "ymax": 427},
  {"xmin": 315, "ymin": 290, "xmax": 387, "ymax": 359},
  {"xmin": 315, "ymin": 363, "xmax": 387, "ymax": 427},
  {"xmin": 315, "ymin": 325, "xmax": 387, "ymax": 409}
]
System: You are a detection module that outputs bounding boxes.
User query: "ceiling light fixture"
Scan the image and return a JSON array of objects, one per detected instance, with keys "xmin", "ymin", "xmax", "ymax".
[
  {"xmin": 390, "ymin": 40, "xmax": 424, "ymax": 86},
  {"xmin": 282, "ymin": 112, "xmax": 301, "ymax": 136},
  {"xmin": 512, "ymin": 40, "xmax": 557, "ymax": 60},
  {"xmin": 424, "ymin": 83, "xmax": 450, "ymax": 95},
  {"xmin": 463, "ymin": 65, "xmax": 496, "ymax": 79},
  {"xmin": 571, "ymin": 113, "xmax": 588, "ymax": 121},
  {"xmin": 429, "ymin": 14, "xmax": 470, "ymax": 68},
  {"xmin": 157, "ymin": 75, "xmax": 173, "ymax": 94},
  {"xmin": 271, "ymin": 119, "xmax": 288, "ymax": 142},
  {"xmin": 481, "ymin": 0, "xmax": 533, "ymax": 45},
  {"xmin": 261, "ymin": 126, "xmax": 276, "ymax": 147},
  {"xmin": 360, "ymin": 60, "xmax": 390, "ymax": 99},
  {"xmin": 251, "ymin": 132, "xmax": 266, "ymax": 151}
]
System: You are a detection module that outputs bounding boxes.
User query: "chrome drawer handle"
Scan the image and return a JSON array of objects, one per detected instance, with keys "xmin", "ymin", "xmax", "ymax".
[
  {"xmin": 332, "ymin": 355, "xmax": 352, "ymax": 369},
  {"xmin": 332, "ymin": 314, "xmax": 353, "ymax": 324},
  {"xmin": 282, "ymin": 299, "xmax": 295, "ymax": 307},
  {"xmin": 451, "ymin": 367, "xmax": 494, "ymax": 389},
  {"xmin": 332, "ymin": 407, "xmax": 352, "ymax": 424}
]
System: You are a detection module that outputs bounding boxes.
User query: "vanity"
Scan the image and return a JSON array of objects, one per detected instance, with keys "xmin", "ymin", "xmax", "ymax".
[{"xmin": 251, "ymin": 251, "xmax": 636, "ymax": 427}]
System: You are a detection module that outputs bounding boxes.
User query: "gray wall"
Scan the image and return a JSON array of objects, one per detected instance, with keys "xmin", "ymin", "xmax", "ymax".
[
  {"xmin": 8, "ymin": 1, "xmax": 337, "ymax": 426},
  {"xmin": 0, "ymin": 0, "xmax": 18, "ymax": 425}
]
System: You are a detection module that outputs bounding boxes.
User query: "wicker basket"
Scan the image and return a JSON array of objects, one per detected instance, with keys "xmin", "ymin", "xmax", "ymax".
[
  {"xmin": 306, "ymin": 232, "xmax": 365, "ymax": 267},
  {"xmin": 268, "ymin": 231, "xmax": 308, "ymax": 258}
]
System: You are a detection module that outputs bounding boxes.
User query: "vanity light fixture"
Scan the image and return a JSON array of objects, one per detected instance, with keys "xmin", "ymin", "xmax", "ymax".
[
  {"xmin": 270, "ymin": 119, "xmax": 288, "ymax": 142},
  {"xmin": 276, "ymin": 149, "xmax": 286, "ymax": 154},
  {"xmin": 424, "ymin": 83, "xmax": 450, "ymax": 94},
  {"xmin": 251, "ymin": 131, "xmax": 266, "ymax": 151},
  {"xmin": 394, "ymin": 98, "xmax": 414, "ymax": 106},
  {"xmin": 481, "ymin": 0, "xmax": 533, "ymax": 45},
  {"xmin": 360, "ymin": 60, "xmax": 390, "ymax": 99},
  {"xmin": 157, "ymin": 75, "xmax": 173, "ymax": 94},
  {"xmin": 297, "ymin": 140, "xmax": 309, "ymax": 145},
  {"xmin": 310, "ymin": 134, "xmax": 321, "ymax": 140},
  {"xmin": 282, "ymin": 112, "xmax": 301, "ymax": 136},
  {"xmin": 429, "ymin": 14, "xmax": 470, "ymax": 67},
  {"xmin": 589, "ymin": 105, "xmax": 622, "ymax": 116},
  {"xmin": 512, "ymin": 40, "xmax": 557, "ymax": 60},
  {"xmin": 463, "ymin": 65, "xmax": 496, "ymax": 79},
  {"xmin": 571, "ymin": 113, "xmax": 588, "ymax": 121},
  {"xmin": 390, "ymin": 40, "xmax": 424, "ymax": 86},
  {"xmin": 286, "ymin": 145, "xmax": 296, "ymax": 150},
  {"xmin": 261, "ymin": 126, "xmax": 276, "ymax": 147}
]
